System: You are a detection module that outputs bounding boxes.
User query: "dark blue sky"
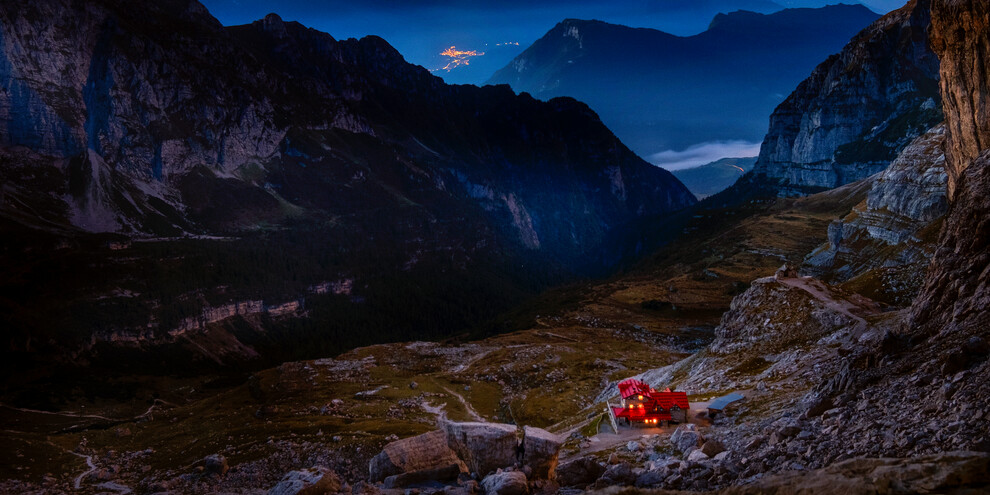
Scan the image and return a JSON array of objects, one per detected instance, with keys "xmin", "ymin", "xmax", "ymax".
[{"xmin": 200, "ymin": 0, "xmax": 904, "ymax": 85}]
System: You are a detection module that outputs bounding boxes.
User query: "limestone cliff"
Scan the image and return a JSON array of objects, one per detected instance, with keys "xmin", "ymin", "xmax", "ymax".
[
  {"xmin": 802, "ymin": 125, "xmax": 947, "ymax": 305},
  {"xmin": 928, "ymin": 0, "xmax": 990, "ymax": 199},
  {"xmin": 746, "ymin": 0, "xmax": 941, "ymax": 196},
  {"xmin": 0, "ymin": 0, "xmax": 696, "ymax": 365},
  {"xmin": 911, "ymin": 0, "xmax": 990, "ymax": 341},
  {"xmin": 0, "ymin": 0, "xmax": 693, "ymax": 252}
]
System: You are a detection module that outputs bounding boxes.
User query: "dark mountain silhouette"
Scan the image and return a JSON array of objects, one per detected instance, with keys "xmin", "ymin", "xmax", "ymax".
[
  {"xmin": 487, "ymin": 5, "xmax": 880, "ymax": 160},
  {"xmin": 0, "ymin": 0, "xmax": 694, "ymax": 369}
]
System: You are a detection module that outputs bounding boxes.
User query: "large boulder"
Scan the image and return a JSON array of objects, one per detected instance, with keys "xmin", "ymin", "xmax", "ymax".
[
  {"xmin": 369, "ymin": 430, "xmax": 467, "ymax": 482},
  {"xmin": 480, "ymin": 470, "xmax": 529, "ymax": 495},
  {"xmin": 522, "ymin": 426, "xmax": 561, "ymax": 479},
  {"xmin": 268, "ymin": 467, "xmax": 341, "ymax": 495},
  {"xmin": 555, "ymin": 457, "xmax": 606, "ymax": 488},
  {"xmin": 670, "ymin": 424, "xmax": 703, "ymax": 454},
  {"xmin": 444, "ymin": 422, "xmax": 519, "ymax": 476}
]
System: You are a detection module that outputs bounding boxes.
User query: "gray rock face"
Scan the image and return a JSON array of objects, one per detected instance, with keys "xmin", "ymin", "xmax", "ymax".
[
  {"xmin": 443, "ymin": 422, "xmax": 518, "ymax": 477},
  {"xmin": 480, "ymin": 470, "xmax": 529, "ymax": 495},
  {"xmin": 0, "ymin": 0, "xmax": 282, "ymax": 174},
  {"xmin": 929, "ymin": 0, "xmax": 990, "ymax": 198},
  {"xmin": 522, "ymin": 426, "xmax": 561, "ymax": 480},
  {"xmin": 802, "ymin": 125, "xmax": 947, "ymax": 305},
  {"xmin": 700, "ymin": 439, "xmax": 725, "ymax": 458},
  {"xmin": 914, "ymin": 0, "xmax": 990, "ymax": 337},
  {"xmin": 0, "ymin": 0, "xmax": 695, "ymax": 249},
  {"xmin": 368, "ymin": 430, "xmax": 467, "ymax": 482},
  {"xmin": 749, "ymin": 0, "xmax": 941, "ymax": 196},
  {"xmin": 268, "ymin": 467, "xmax": 340, "ymax": 495}
]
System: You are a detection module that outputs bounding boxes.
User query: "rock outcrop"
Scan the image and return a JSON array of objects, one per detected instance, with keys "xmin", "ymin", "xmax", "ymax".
[
  {"xmin": 745, "ymin": 0, "xmax": 941, "ymax": 196},
  {"xmin": 522, "ymin": 426, "xmax": 562, "ymax": 479},
  {"xmin": 670, "ymin": 424, "xmax": 703, "ymax": 454},
  {"xmin": 912, "ymin": 0, "xmax": 990, "ymax": 340},
  {"xmin": 928, "ymin": 0, "xmax": 990, "ymax": 198},
  {"xmin": 368, "ymin": 430, "xmax": 466, "ymax": 483},
  {"xmin": 369, "ymin": 422, "xmax": 560, "ymax": 489},
  {"xmin": 710, "ymin": 278, "xmax": 859, "ymax": 356},
  {"xmin": 443, "ymin": 422, "xmax": 519, "ymax": 477},
  {"xmin": 802, "ymin": 125, "xmax": 947, "ymax": 305}
]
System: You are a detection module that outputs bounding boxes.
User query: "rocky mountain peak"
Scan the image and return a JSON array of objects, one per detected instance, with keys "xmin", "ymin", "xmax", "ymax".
[
  {"xmin": 261, "ymin": 12, "xmax": 287, "ymax": 37},
  {"xmin": 742, "ymin": 0, "xmax": 941, "ymax": 196}
]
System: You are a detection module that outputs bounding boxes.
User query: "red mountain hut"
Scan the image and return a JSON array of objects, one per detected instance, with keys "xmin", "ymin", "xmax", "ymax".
[{"xmin": 612, "ymin": 378, "xmax": 690, "ymax": 426}]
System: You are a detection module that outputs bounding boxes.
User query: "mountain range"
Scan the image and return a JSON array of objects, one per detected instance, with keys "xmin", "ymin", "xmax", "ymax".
[
  {"xmin": 4, "ymin": 0, "xmax": 990, "ymax": 493},
  {"xmin": 738, "ymin": 0, "xmax": 942, "ymax": 196},
  {"xmin": 487, "ymin": 5, "xmax": 881, "ymax": 161},
  {"xmin": 671, "ymin": 157, "xmax": 757, "ymax": 199},
  {"xmin": 0, "ymin": 0, "xmax": 693, "ymax": 371}
]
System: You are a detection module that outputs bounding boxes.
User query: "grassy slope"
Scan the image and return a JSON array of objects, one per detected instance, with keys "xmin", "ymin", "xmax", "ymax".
[{"xmin": 0, "ymin": 178, "xmax": 870, "ymax": 488}]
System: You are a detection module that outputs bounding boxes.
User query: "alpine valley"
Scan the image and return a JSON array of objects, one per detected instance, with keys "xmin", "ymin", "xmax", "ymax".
[{"xmin": 1, "ymin": 0, "xmax": 989, "ymax": 494}]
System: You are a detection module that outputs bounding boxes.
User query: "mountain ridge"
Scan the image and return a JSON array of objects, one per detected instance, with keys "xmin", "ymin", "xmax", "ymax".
[
  {"xmin": 0, "ymin": 0, "xmax": 694, "ymax": 369},
  {"xmin": 735, "ymin": 0, "xmax": 942, "ymax": 197},
  {"xmin": 487, "ymin": 5, "xmax": 881, "ymax": 158}
]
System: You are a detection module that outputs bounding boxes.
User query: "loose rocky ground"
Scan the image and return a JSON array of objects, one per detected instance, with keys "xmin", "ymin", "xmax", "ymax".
[
  {"xmin": 0, "ymin": 169, "xmax": 876, "ymax": 494},
  {"xmin": 2, "ymin": 118, "xmax": 984, "ymax": 494}
]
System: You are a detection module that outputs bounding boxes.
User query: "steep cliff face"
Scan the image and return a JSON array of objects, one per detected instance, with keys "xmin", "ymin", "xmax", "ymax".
[
  {"xmin": 747, "ymin": 0, "xmax": 942, "ymax": 196},
  {"xmin": 0, "ymin": 0, "xmax": 696, "ymax": 367},
  {"xmin": 802, "ymin": 125, "xmax": 947, "ymax": 305},
  {"xmin": 0, "ymin": 0, "xmax": 693, "ymax": 249},
  {"xmin": 928, "ymin": 0, "xmax": 990, "ymax": 199},
  {"xmin": 911, "ymin": 0, "xmax": 990, "ymax": 340}
]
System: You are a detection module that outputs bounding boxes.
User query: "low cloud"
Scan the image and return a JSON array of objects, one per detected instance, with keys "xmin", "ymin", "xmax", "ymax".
[{"xmin": 649, "ymin": 140, "xmax": 761, "ymax": 171}]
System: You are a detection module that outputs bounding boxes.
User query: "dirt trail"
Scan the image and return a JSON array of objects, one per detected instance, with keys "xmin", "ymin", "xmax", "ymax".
[
  {"xmin": 442, "ymin": 386, "xmax": 485, "ymax": 422},
  {"xmin": 1, "ymin": 399, "xmax": 168, "ymax": 425},
  {"xmin": 71, "ymin": 452, "xmax": 97, "ymax": 489},
  {"xmin": 0, "ymin": 404, "xmax": 117, "ymax": 422},
  {"xmin": 777, "ymin": 276, "xmax": 876, "ymax": 335},
  {"xmin": 452, "ymin": 349, "xmax": 493, "ymax": 374}
]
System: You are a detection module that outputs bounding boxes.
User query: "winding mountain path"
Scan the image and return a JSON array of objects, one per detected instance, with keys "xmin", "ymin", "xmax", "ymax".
[
  {"xmin": 441, "ymin": 386, "xmax": 485, "ymax": 422},
  {"xmin": 71, "ymin": 452, "xmax": 97, "ymax": 489},
  {"xmin": 776, "ymin": 275, "xmax": 878, "ymax": 336}
]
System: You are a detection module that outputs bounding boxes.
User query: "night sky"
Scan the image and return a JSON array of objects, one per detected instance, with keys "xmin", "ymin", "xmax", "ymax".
[{"xmin": 200, "ymin": 0, "xmax": 905, "ymax": 85}]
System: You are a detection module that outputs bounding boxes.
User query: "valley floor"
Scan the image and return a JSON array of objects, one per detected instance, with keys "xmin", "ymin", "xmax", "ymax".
[{"xmin": 3, "ymin": 177, "xmax": 988, "ymax": 494}]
